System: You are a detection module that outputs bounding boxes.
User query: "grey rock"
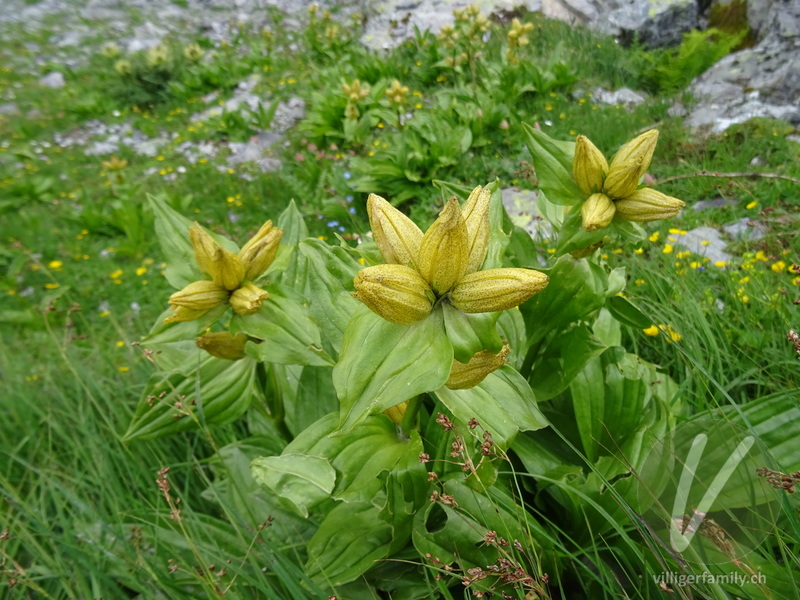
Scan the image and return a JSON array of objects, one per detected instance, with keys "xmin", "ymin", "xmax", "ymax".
[
  {"xmin": 684, "ymin": 38, "xmax": 800, "ymax": 132},
  {"xmin": 85, "ymin": 140, "xmax": 119, "ymax": 155},
  {"xmin": 591, "ymin": 87, "xmax": 646, "ymax": 108},
  {"xmin": 271, "ymin": 97, "xmax": 306, "ymax": 133},
  {"xmin": 500, "ymin": 187, "xmax": 556, "ymax": 241},
  {"xmin": 39, "ymin": 71, "xmax": 66, "ymax": 89},
  {"xmin": 722, "ymin": 217, "xmax": 767, "ymax": 241},
  {"xmin": 599, "ymin": 0, "xmax": 698, "ymax": 48},
  {"xmin": 692, "ymin": 196, "xmax": 737, "ymax": 211},
  {"xmin": 676, "ymin": 226, "xmax": 732, "ymax": 263},
  {"xmin": 0, "ymin": 103, "xmax": 19, "ymax": 116}
]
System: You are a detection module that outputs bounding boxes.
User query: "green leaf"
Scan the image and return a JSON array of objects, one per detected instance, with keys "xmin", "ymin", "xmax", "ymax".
[
  {"xmin": 520, "ymin": 254, "xmax": 608, "ymax": 346},
  {"xmin": 284, "ymin": 366, "xmax": 339, "ymax": 437},
  {"xmin": 124, "ymin": 356, "xmax": 257, "ymax": 441},
  {"xmin": 299, "ymin": 238, "xmax": 361, "ymax": 354},
  {"xmin": 232, "ymin": 283, "xmax": 334, "ymax": 367},
  {"xmin": 522, "ymin": 124, "xmax": 583, "ymax": 205},
  {"xmin": 606, "ymin": 295, "xmax": 652, "ymax": 329},
  {"xmin": 569, "ymin": 349, "xmax": 656, "ymax": 464},
  {"xmin": 305, "ymin": 501, "xmax": 394, "ymax": 586},
  {"xmin": 497, "ymin": 308, "xmax": 527, "ymax": 370},
  {"xmin": 141, "ymin": 305, "xmax": 229, "ymax": 371},
  {"xmin": 530, "ymin": 324, "xmax": 607, "ymax": 401},
  {"xmin": 269, "ymin": 199, "xmax": 310, "ymax": 290},
  {"xmin": 251, "ymin": 453, "xmax": 336, "ymax": 518},
  {"xmin": 412, "ymin": 480, "xmax": 550, "ymax": 568},
  {"xmin": 442, "ymin": 303, "xmax": 502, "ymax": 363},
  {"xmin": 334, "ymin": 306, "xmax": 452, "ymax": 431},
  {"xmin": 435, "ymin": 366, "xmax": 548, "ymax": 449},
  {"xmin": 253, "ymin": 413, "xmax": 426, "ymax": 519},
  {"xmin": 484, "ymin": 180, "xmax": 511, "ymax": 270}
]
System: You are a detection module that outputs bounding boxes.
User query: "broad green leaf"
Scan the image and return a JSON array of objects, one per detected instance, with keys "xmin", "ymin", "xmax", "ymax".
[
  {"xmin": 718, "ymin": 392, "xmax": 800, "ymax": 471},
  {"xmin": 592, "ymin": 307, "xmax": 621, "ymax": 347},
  {"xmin": 250, "ymin": 453, "xmax": 336, "ymax": 518},
  {"xmin": 232, "ymin": 283, "xmax": 334, "ymax": 367},
  {"xmin": 284, "ymin": 366, "xmax": 339, "ymax": 437},
  {"xmin": 520, "ymin": 254, "xmax": 608, "ymax": 345},
  {"xmin": 570, "ymin": 351, "xmax": 648, "ymax": 462},
  {"xmin": 334, "ymin": 306, "xmax": 452, "ymax": 431},
  {"xmin": 522, "ymin": 124, "xmax": 583, "ymax": 205},
  {"xmin": 305, "ymin": 501, "xmax": 394, "ymax": 586},
  {"xmin": 412, "ymin": 480, "xmax": 551, "ymax": 568},
  {"xmin": 497, "ymin": 308, "xmax": 527, "ymax": 370},
  {"xmin": 124, "ymin": 356, "xmax": 257, "ymax": 441},
  {"xmin": 256, "ymin": 413, "xmax": 427, "ymax": 508},
  {"xmin": 442, "ymin": 303, "xmax": 502, "ymax": 363},
  {"xmin": 484, "ymin": 180, "xmax": 511, "ymax": 270},
  {"xmin": 276, "ymin": 198, "xmax": 309, "ymax": 245},
  {"xmin": 435, "ymin": 365, "xmax": 548, "ymax": 449},
  {"xmin": 606, "ymin": 295, "xmax": 652, "ymax": 329},
  {"xmin": 299, "ymin": 238, "xmax": 361, "ymax": 354},
  {"xmin": 432, "ymin": 178, "xmax": 473, "ymax": 199},
  {"xmin": 202, "ymin": 438, "xmax": 313, "ymax": 540},
  {"xmin": 140, "ymin": 305, "xmax": 229, "ymax": 371},
  {"xmin": 266, "ymin": 200, "xmax": 310, "ymax": 290},
  {"xmin": 530, "ymin": 324, "xmax": 607, "ymax": 401}
]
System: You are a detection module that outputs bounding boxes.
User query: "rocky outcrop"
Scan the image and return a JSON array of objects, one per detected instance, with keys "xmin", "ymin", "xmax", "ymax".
[{"xmin": 682, "ymin": 0, "xmax": 800, "ymax": 132}]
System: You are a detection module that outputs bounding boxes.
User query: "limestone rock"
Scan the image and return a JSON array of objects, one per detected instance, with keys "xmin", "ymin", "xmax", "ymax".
[{"xmin": 39, "ymin": 71, "xmax": 65, "ymax": 88}]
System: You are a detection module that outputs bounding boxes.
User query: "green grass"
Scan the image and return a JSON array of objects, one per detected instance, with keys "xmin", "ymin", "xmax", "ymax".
[{"xmin": 2, "ymin": 2, "xmax": 799, "ymax": 598}]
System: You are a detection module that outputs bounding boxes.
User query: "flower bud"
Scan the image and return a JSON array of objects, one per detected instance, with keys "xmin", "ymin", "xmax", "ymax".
[
  {"xmin": 614, "ymin": 188, "xmax": 685, "ymax": 222},
  {"xmin": 462, "ymin": 186, "xmax": 491, "ymax": 274},
  {"xmin": 573, "ymin": 135, "xmax": 608, "ymax": 195},
  {"xmin": 581, "ymin": 193, "xmax": 616, "ymax": 232},
  {"xmin": 450, "ymin": 268, "xmax": 549, "ymax": 313},
  {"xmin": 189, "ymin": 224, "xmax": 246, "ymax": 290},
  {"xmin": 196, "ymin": 331, "xmax": 248, "ymax": 360},
  {"xmin": 230, "ymin": 284, "xmax": 269, "ymax": 316},
  {"xmin": 164, "ymin": 305, "xmax": 212, "ymax": 324},
  {"xmin": 238, "ymin": 220, "xmax": 283, "ymax": 281},
  {"xmin": 445, "ymin": 344, "xmax": 510, "ymax": 389},
  {"xmin": 367, "ymin": 194, "xmax": 423, "ymax": 267},
  {"xmin": 417, "ymin": 197, "xmax": 469, "ymax": 294},
  {"xmin": 383, "ymin": 401, "xmax": 407, "ymax": 425},
  {"xmin": 353, "ymin": 264, "xmax": 433, "ymax": 325},
  {"xmin": 604, "ymin": 129, "xmax": 658, "ymax": 199},
  {"xmin": 168, "ymin": 280, "xmax": 229, "ymax": 311}
]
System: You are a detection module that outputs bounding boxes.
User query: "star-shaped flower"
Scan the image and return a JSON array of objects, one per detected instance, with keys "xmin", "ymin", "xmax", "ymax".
[
  {"xmin": 165, "ymin": 221, "xmax": 282, "ymax": 323},
  {"xmin": 573, "ymin": 130, "xmax": 686, "ymax": 231},
  {"xmin": 352, "ymin": 187, "xmax": 549, "ymax": 325}
]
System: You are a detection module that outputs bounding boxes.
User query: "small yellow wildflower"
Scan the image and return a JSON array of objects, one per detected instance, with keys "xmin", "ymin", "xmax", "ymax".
[
  {"xmin": 117, "ymin": 366, "xmax": 130, "ymax": 373},
  {"xmin": 771, "ymin": 261, "xmax": 786, "ymax": 273},
  {"xmin": 662, "ymin": 244, "xmax": 673, "ymax": 254},
  {"xmin": 48, "ymin": 260, "xmax": 63, "ymax": 269},
  {"xmin": 714, "ymin": 261, "xmax": 727, "ymax": 268},
  {"xmin": 643, "ymin": 325, "xmax": 659, "ymax": 336},
  {"xmin": 109, "ymin": 269, "xmax": 123, "ymax": 279},
  {"xmin": 649, "ymin": 232, "xmax": 660, "ymax": 242},
  {"xmin": 659, "ymin": 324, "xmax": 682, "ymax": 342},
  {"xmin": 44, "ymin": 283, "xmax": 59, "ymax": 289},
  {"xmin": 746, "ymin": 201, "xmax": 758, "ymax": 209},
  {"xmin": 700, "ymin": 240, "xmax": 710, "ymax": 246},
  {"xmin": 136, "ymin": 267, "xmax": 147, "ymax": 276},
  {"xmin": 116, "ymin": 341, "xmax": 125, "ymax": 347}
]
